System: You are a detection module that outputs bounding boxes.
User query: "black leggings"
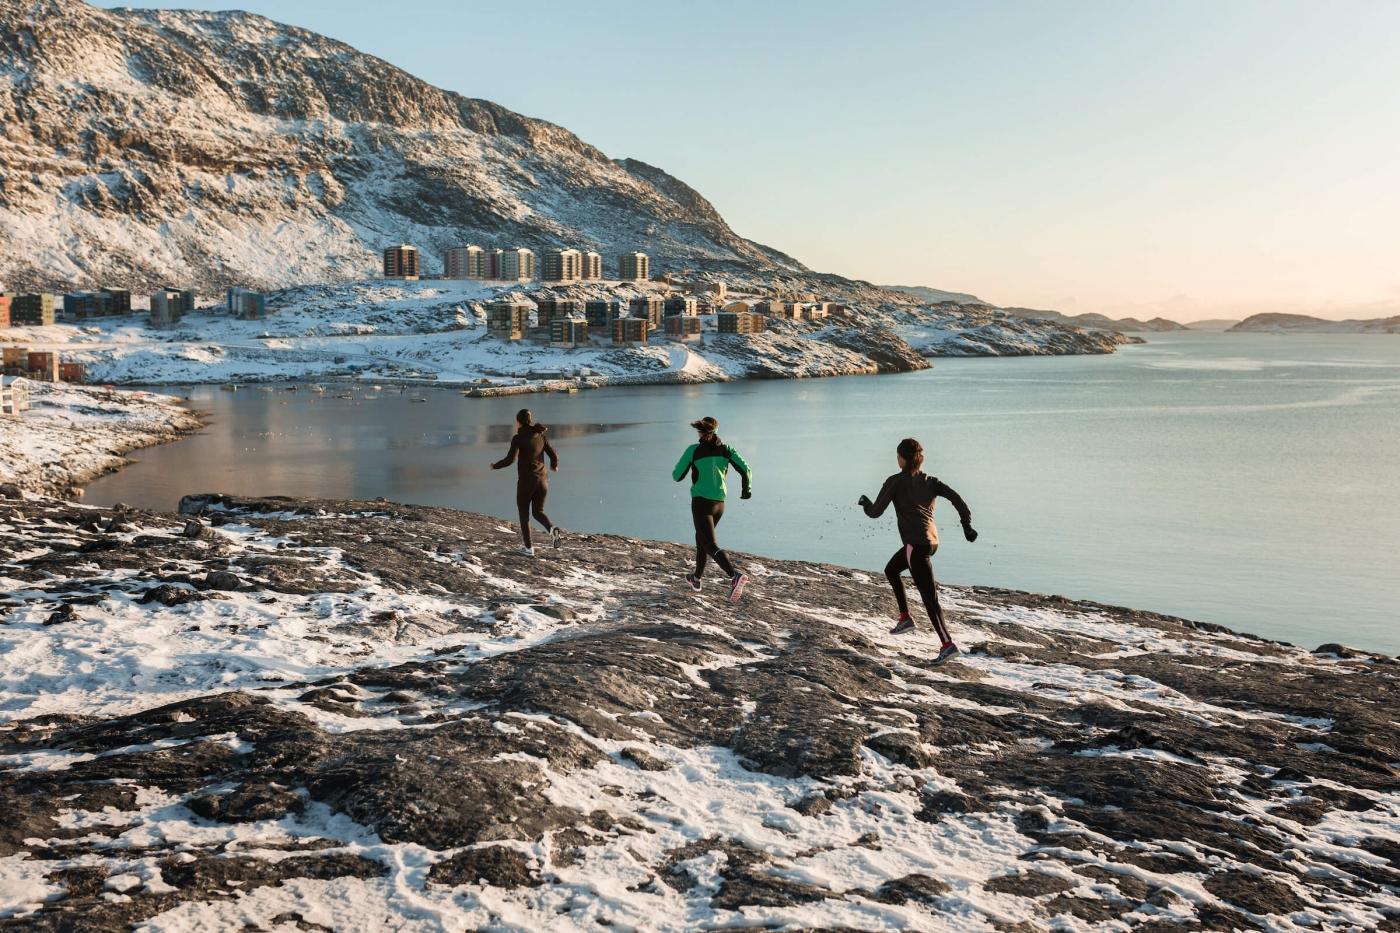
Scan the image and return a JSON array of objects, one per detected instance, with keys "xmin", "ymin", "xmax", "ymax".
[
  {"xmin": 691, "ymin": 497, "xmax": 736, "ymax": 578},
  {"xmin": 516, "ymin": 480, "xmax": 552, "ymax": 548},
  {"xmin": 885, "ymin": 544, "xmax": 950, "ymax": 642}
]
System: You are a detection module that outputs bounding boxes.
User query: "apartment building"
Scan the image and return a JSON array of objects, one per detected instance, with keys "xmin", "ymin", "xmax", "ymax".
[
  {"xmin": 226, "ymin": 288, "xmax": 267, "ymax": 320},
  {"xmin": 0, "ymin": 295, "xmax": 9, "ymax": 328},
  {"xmin": 383, "ymin": 244, "xmax": 420, "ymax": 280},
  {"xmin": 2, "ymin": 347, "xmax": 27, "ymax": 375},
  {"xmin": 663, "ymin": 295, "xmax": 698, "ymax": 318},
  {"xmin": 802, "ymin": 302, "xmax": 831, "ymax": 321},
  {"xmin": 612, "ymin": 317, "xmax": 649, "ymax": 345},
  {"xmin": 0, "ymin": 376, "xmax": 28, "ymax": 417},
  {"xmin": 584, "ymin": 299, "xmax": 624, "ymax": 330},
  {"xmin": 580, "ymin": 251, "xmax": 603, "ymax": 280},
  {"xmin": 486, "ymin": 300, "xmax": 530, "ymax": 339},
  {"xmin": 9, "ymin": 294, "xmax": 55, "ymax": 327},
  {"xmin": 618, "ymin": 252, "xmax": 650, "ymax": 281},
  {"xmin": 150, "ymin": 288, "xmax": 194, "ymax": 327},
  {"xmin": 444, "ymin": 245, "xmax": 489, "ymax": 279},
  {"xmin": 59, "ymin": 362, "xmax": 86, "ymax": 383},
  {"xmin": 536, "ymin": 297, "xmax": 585, "ymax": 331},
  {"xmin": 498, "ymin": 248, "xmax": 535, "ymax": 282},
  {"xmin": 549, "ymin": 318, "xmax": 589, "ymax": 348},
  {"xmin": 64, "ymin": 289, "xmax": 132, "ymax": 319},
  {"xmin": 27, "ymin": 351, "xmax": 59, "ymax": 381},
  {"xmin": 664, "ymin": 315, "xmax": 701, "ymax": 341},
  {"xmin": 755, "ymin": 300, "xmax": 796, "ymax": 320},
  {"xmin": 695, "ymin": 281, "xmax": 728, "ymax": 301},
  {"xmin": 718, "ymin": 312, "xmax": 767, "ymax": 335},
  {"xmin": 541, "ymin": 248, "xmax": 583, "ymax": 282},
  {"xmin": 628, "ymin": 295, "xmax": 664, "ymax": 330}
]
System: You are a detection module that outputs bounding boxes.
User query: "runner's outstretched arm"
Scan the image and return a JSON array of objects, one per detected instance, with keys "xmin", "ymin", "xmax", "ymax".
[
  {"xmin": 672, "ymin": 445, "xmax": 698, "ymax": 482},
  {"xmin": 491, "ymin": 436, "xmax": 519, "ymax": 470},
  {"xmin": 728, "ymin": 448, "xmax": 754, "ymax": 499},
  {"xmin": 936, "ymin": 480, "xmax": 978, "ymax": 541},
  {"xmin": 859, "ymin": 477, "xmax": 895, "ymax": 518},
  {"xmin": 544, "ymin": 438, "xmax": 559, "ymax": 472}
]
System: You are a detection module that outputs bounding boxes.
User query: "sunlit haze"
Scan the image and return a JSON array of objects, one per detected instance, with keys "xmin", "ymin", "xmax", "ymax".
[{"xmin": 97, "ymin": 0, "xmax": 1400, "ymax": 320}]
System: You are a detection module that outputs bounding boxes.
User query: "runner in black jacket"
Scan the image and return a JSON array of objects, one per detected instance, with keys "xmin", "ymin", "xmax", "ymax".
[
  {"xmin": 491, "ymin": 408, "xmax": 561, "ymax": 555},
  {"xmin": 859, "ymin": 437, "xmax": 977, "ymax": 661}
]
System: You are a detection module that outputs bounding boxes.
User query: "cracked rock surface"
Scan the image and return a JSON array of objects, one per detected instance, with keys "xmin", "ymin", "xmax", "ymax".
[{"xmin": 1, "ymin": 493, "xmax": 1396, "ymax": 930}]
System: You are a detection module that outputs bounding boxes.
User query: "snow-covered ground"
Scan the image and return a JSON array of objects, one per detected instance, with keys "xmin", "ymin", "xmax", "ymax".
[
  {"xmin": 1, "ymin": 494, "xmax": 1395, "ymax": 931},
  {"xmin": 0, "ymin": 382, "xmax": 202, "ymax": 496}
]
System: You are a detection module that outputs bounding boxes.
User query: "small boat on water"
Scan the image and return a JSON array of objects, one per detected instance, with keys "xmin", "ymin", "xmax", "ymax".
[
  {"xmin": 310, "ymin": 384, "xmax": 326, "ymax": 393},
  {"xmin": 335, "ymin": 393, "xmax": 354, "ymax": 399},
  {"xmin": 221, "ymin": 384, "xmax": 240, "ymax": 392},
  {"xmin": 409, "ymin": 397, "xmax": 427, "ymax": 403}
]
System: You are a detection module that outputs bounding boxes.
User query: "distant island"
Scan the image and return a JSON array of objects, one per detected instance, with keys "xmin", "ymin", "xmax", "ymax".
[
  {"xmin": 1228, "ymin": 313, "xmax": 1400, "ymax": 334},
  {"xmin": 1000, "ymin": 307, "xmax": 1189, "ymax": 334}
]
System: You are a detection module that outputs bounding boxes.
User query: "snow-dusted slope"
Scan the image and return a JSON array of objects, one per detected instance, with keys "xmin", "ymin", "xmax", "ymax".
[
  {"xmin": 0, "ymin": 0, "xmax": 803, "ymax": 292},
  {"xmin": 1, "ymin": 493, "xmax": 1396, "ymax": 930}
]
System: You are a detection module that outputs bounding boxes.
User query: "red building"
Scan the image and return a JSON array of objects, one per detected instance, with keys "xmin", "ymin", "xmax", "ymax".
[
  {"xmin": 0, "ymin": 295, "xmax": 10, "ymax": 328},
  {"xmin": 27, "ymin": 351, "xmax": 59, "ymax": 381},
  {"xmin": 59, "ymin": 362, "xmax": 86, "ymax": 384}
]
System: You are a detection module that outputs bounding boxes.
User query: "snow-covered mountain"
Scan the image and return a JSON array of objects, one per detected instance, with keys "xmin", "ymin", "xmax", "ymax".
[{"xmin": 0, "ymin": 0, "xmax": 805, "ymax": 292}]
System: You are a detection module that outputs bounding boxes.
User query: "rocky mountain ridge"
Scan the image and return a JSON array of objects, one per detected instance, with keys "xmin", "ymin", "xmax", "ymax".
[{"xmin": 0, "ymin": 0, "xmax": 804, "ymax": 293}]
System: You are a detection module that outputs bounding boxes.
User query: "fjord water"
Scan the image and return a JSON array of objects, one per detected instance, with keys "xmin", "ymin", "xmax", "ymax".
[{"xmin": 88, "ymin": 333, "xmax": 1400, "ymax": 654}]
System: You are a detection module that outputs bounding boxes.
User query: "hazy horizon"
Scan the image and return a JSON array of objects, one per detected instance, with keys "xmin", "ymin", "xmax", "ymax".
[{"xmin": 94, "ymin": 0, "xmax": 1400, "ymax": 322}]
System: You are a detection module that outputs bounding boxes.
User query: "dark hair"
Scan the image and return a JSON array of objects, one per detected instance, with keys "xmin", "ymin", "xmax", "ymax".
[
  {"xmin": 897, "ymin": 437, "xmax": 924, "ymax": 472},
  {"xmin": 516, "ymin": 408, "xmax": 534, "ymax": 426}
]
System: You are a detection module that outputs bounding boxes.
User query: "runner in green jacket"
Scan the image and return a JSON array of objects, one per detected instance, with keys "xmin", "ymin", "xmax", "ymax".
[{"xmin": 672, "ymin": 416, "xmax": 752, "ymax": 600}]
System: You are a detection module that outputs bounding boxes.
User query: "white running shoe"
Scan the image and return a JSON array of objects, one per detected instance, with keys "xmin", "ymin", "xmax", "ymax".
[{"xmin": 520, "ymin": 546, "xmax": 535, "ymax": 557}]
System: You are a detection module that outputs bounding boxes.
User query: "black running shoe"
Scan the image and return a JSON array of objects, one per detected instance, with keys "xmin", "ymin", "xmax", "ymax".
[
  {"xmin": 890, "ymin": 618, "xmax": 916, "ymax": 635},
  {"xmin": 934, "ymin": 643, "xmax": 960, "ymax": 664},
  {"xmin": 684, "ymin": 573, "xmax": 702, "ymax": 592}
]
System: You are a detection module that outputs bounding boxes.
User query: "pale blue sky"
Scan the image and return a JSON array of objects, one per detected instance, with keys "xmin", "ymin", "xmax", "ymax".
[{"xmin": 101, "ymin": 0, "xmax": 1400, "ymax": 319}]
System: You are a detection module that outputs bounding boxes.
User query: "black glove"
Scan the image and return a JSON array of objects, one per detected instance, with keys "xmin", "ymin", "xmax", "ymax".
[
  {"xmin": 741, "ymin": 488, "xmax": 752, "ymax": 500},
  {"xmin": 858, "ymin": 494, "xmax": 872, "ymax": 508},
  {"xmin": 963, "ymin": 522, "xmax": 978, "ymax": 543}
]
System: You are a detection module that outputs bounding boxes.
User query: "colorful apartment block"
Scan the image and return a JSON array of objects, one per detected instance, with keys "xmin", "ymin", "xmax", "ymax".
[
  {"xmin": 226, "ymin": 288, "xmax": 267, "ymax": 320},
  {"xmin": 585, "ymin": 299, "xmax": 624, "ymax": 330},
  {"xmin": 444, "ymin": 245, "xmax": 488, "ymax": 279},
  {"xmin": 664, "ymin": 315, "xmax": 702, "ymax": 341},
  {"xmin": 150, "ymin": 288, "xmax": 194, "ymax": 327},
  {"xmin": 9, "ymin": 294, "xmax": 55, "ymax": 327},
  {"xmin": 383, "ymin": 244, "xmax": 420, "ymax": 279},
  {"xmin": 718, "ymin": 312, "xmax": 767, "ymax": 335},
  {"xmin": 663, "ymin": 295, "xmax": 698, "ymax": 318},
  {"xmin": 2, "ymin": 347, "xmax": 27, "ymax": 375},
  {"xmin": 628, "ymin": 296, "xmax": 664, "ymax": 330},
  {"xmin": 541, "ymin": 248, "xmax": 583, "ymax": 282},
  {"xmin": 580, "ymin": 251, "xmax": 603, "ymax": 280},
  {"xmin": 549, "ymin": 318, "xmax": 589, "ymax": 348},
  {"xmin": 486, "ymin": 300, "xmax": 530, "ymax": 339},
  {"xmin": 498, "ymin": 248, "xmax": 535, "ymax": 282},
  {"xmin": 612, "ymin": 317, "xmax": 649, "ymax": 345},
  {"xmin": 27, "ymin": 351, "xmax": 59, "ymax": 381},
  {"xmin": 535, "ymin": 298, "xmax": 585, "ymax": 331},
  {"xmin": 618, "ymin": 252, "xmax": 650, "ymax": 282},
  {"xmin": 59, "ymin": 362, "xmax": 86, "ymax": 383},
  {"xmin": 0, "ymin": 295, "xmax": 9, "ymax": 328}
]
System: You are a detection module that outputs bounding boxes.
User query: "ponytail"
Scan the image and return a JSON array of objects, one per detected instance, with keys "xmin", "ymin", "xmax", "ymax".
[{"xmin": 897, "ymin": 437, "xmax": 924, "ymax": 472}]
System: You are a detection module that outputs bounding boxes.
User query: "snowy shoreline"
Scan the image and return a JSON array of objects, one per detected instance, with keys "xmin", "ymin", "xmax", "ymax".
[
  {"xmin": 0, "ymin": 492, "xmax": 1395, "ymax": 931},
  {"xmin": 0, "ymin": 382, "xmax": 206, "ymax": 498}
]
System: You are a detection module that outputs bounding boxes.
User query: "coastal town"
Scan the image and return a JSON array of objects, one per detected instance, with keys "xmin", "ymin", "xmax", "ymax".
[{"xmin": 0, "ymin": 241, "xmax": 859, "ymax": 401}]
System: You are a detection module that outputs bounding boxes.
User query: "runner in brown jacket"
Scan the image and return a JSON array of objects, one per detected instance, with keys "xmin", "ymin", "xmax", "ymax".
[
  {"xmin": 491, "ymin": 408, "xmax": 561, "ymax": 556},
  {"xmin": 859, "ymin": 437, "xmax": 978, "ymax": 661}
]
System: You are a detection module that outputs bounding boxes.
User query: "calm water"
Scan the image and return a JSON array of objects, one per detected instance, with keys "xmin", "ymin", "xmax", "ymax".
[{"xmin": 87, "ymin": 333, "xmax": 1400, "ymax": 654}]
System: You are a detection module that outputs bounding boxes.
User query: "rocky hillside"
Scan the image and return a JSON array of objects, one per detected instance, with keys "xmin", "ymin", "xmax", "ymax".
[
  {"xmin": 0, "ymin": 0, "xmax": 806, "ymax": 293},
  {"xmin": 1228, "ymin": 313, "xmax": 1400, "ymax": 334},
  {"xmin": 1003, "ymin": 307, "xmax": 1189, "ymax": 334},
  {"xmin": 1, "ymin": 491, "xmax": 1396, "ymax": 930}
]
